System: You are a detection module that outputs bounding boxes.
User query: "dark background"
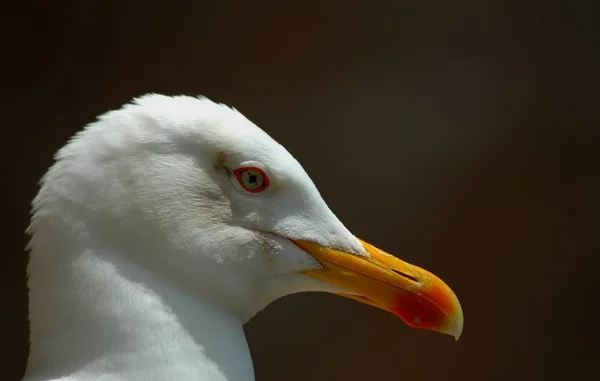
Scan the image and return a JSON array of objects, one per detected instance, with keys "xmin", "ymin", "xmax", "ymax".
[{"xmin": 2, "ymin": 1, "xmax": 598, "ymax": 380}]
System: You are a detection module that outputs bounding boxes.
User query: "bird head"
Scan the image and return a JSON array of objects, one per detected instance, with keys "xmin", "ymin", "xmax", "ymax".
[{"xmin": 33, "ymin": 94, "xmax": 463, "ymax": 339}]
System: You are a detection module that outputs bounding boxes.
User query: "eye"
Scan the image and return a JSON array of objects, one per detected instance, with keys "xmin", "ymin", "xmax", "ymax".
[{"xmin": 233, "ymin": 166, "xmax": 270, "ymax": 193}]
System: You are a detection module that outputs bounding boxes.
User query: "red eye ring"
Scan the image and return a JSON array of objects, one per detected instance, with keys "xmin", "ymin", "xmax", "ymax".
[{"xmin": 233, "ymin": 166, "xmax": 270, "ymax": 193}]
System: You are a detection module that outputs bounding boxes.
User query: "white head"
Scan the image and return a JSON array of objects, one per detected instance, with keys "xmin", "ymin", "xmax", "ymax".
[{"xmin": 28, "ymin": 94, "xmax": 462, "ymax": 335}]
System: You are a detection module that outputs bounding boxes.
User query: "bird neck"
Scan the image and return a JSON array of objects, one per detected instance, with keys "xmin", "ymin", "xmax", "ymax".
[{"xmin": 24, "ymin": 238, "xmax": 255, "ymax": 381}]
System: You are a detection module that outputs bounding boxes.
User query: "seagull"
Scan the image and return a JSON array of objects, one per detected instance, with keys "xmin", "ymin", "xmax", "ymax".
[{"xmin": 24, "ymin": 94, "xmax": 463, "ymax": 381}]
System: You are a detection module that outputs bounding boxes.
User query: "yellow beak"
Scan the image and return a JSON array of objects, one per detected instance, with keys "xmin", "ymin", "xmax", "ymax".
[{"xmin": 293, "ymin": 238, "xmax": 464, "ymax": 340}]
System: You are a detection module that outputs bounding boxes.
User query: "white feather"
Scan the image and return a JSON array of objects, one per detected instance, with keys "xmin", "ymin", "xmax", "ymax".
[{"xmin": 24, "ymin": 95, "xmax": 364, "ymax": 381}]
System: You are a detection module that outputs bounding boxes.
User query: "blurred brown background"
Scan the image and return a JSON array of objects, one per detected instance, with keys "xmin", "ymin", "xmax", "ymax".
[{"xmin": 2, "ymin": 1, "xmax": 598, "ymax": 380}]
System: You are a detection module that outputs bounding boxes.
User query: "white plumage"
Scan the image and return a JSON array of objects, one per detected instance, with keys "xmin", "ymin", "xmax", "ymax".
[{"xmin": 24, "ymin": 94, "xmax": 463, "ymax": 381}]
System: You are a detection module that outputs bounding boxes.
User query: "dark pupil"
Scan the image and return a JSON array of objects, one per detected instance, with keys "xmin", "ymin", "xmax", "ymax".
[{"xmin": 248, "ymin": 174, "xmax": 258, "ymax": 184}]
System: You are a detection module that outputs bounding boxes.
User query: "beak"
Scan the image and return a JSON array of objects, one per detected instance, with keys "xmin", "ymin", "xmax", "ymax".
[{"xmin": 293, "ymin": 238, "xmax": 464, "ymax": 340}]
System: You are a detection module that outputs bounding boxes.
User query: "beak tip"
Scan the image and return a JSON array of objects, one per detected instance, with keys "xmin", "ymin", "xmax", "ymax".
[
  {"xmin": 444, "ymin": 293, "xmax": 464, "ymax": 341},
  {"xmin": 452, "ymin": 322, "xmax": 463, "ymax": 341},
  {"xmin": 455, "ymin": 317, "xmax": 464, "ymax": 342},
  {"xmin": 436, "ymin": 312, "xmax": 463, "ymax": 341},
  {"xmin": 447, "ymin": 302, "xmax": 464, "ymax": 341}
]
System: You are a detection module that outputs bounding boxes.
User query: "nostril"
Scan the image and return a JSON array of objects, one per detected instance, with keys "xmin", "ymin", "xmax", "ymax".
[{"xmin": 391, "ymin": 269, "xmax": 419, "ymax": 283}]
